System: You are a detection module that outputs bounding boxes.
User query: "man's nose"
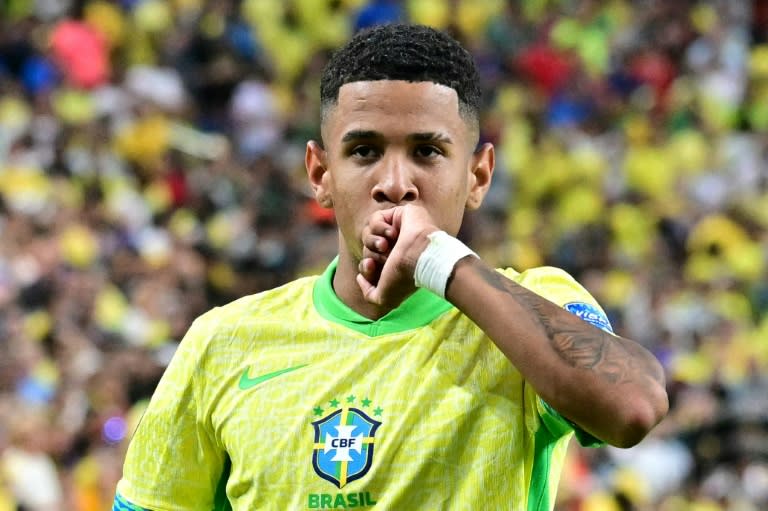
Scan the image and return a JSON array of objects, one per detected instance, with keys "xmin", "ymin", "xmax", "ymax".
[{"xmin": 371, "ymin": 156, "xmax": 418, "ymax": 204}]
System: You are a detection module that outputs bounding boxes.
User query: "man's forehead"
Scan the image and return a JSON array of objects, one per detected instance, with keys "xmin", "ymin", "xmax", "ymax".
[
  {"xmin": 319, "ymin": 80, "xmax": 479, "ymax": 146},
  {"xmin": 322, "ymin": 81, "xmax": 463, "ymax": 130},
  {"xmin": 336, "ymin": 80, "xmax": 460, "ymax": 106}
]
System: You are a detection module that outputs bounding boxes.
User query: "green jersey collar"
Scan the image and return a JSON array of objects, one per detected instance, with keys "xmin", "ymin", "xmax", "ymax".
[{"xmin": 313, "ymin": 257, "xmax": 454, "ymax": 337}]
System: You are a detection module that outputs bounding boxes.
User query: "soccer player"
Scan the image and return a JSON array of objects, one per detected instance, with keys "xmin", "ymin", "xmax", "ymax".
[{"xmin": 113, "ymin": 23, "xmax": 668, "ymax": 510}]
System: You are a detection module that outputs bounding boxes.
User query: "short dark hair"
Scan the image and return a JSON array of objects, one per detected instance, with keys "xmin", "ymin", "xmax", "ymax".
[{"xmin": 320, "ymin": 23, "xmax": 481, "ymax": 127}]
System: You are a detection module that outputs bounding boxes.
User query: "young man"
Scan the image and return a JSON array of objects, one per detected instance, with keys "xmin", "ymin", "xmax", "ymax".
[{"xmin": 113, "ymin": 23, "xmax": 668, "ymax": 510}]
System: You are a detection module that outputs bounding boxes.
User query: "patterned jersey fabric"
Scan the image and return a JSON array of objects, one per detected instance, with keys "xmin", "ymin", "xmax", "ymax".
[{"xmin": 115, "ymin": 259, "xmax": 610, "ymax": 510}]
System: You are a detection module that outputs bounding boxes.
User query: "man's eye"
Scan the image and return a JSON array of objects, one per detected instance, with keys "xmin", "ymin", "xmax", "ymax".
[
  {"xmin": 415, "ymin": 145, "xmax": 442, "ymax": 158},
  {"xmin": 351, "ymin": 146, "xmax": 378, "ymax": 159}
]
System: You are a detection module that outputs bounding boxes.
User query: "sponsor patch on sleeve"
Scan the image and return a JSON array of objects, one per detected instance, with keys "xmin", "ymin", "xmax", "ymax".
[{"xmin": 563, "ymin": 302, "xmax": 613, "ymax": 333}]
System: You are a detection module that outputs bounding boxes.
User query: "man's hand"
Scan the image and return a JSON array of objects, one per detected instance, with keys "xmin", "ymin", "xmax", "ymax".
[{"xmin": 356, "ymin": 205, "xmax": 439, "ymax": 306}]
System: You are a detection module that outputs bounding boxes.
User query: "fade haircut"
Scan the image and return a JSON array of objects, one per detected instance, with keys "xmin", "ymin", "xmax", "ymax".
[{"xmin": 320, "ymin": 23, "xmax": 482, "ymax": 132}]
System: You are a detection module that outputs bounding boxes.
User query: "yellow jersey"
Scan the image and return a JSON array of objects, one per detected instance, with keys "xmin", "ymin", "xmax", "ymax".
[{"xmin": 114, "ymin": 259, "xmax": 611, "ymax": 510}]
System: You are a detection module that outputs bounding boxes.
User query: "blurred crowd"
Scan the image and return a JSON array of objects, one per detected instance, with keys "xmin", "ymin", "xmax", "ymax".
[{"xmin": 0, "ymin": 0, "xmax": 767, "ymax": 510}]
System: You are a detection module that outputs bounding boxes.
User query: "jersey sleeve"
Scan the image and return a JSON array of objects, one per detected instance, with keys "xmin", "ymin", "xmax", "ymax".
[
  {"xmin": 115, "ymin": 313, "xmax": 229, "ymax": 510},
  {"xmin": 505, "ymin": 266, "xmax": 614, "ymax": 447}
]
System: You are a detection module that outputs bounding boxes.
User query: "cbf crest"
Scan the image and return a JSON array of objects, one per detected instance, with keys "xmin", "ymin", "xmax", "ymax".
[{"xmin": 311, "ymin": 396, "xmax": 382, "ymax": 488}]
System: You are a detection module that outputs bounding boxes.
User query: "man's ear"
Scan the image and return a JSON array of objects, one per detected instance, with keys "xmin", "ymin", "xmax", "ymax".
[
  {"xmin": 465, "ymin": 142, "xmax": 495, "ymax": 210},
  {"xmin": 306, "ymin": 140, "xmax": 333, "ymax": 208}
]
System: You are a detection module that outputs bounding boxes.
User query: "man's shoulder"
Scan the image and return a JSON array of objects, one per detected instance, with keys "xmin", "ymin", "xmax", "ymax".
[
  {"xmin": 497, "ymin": 265, "xmax": 576, "ymax": 286},
  {"xmin": 500, "ymin": 265, "xmax": 612, "ymax": 332},
  {"xmin": 184, "ymin": 274, "xmax": 321, "ymax": 348},
  {"xmin": 204, "ymin": 274, "xmax": 320, "ymax": 321},
  {"xmin": 497, "ymin": 265, "xmax": 596, "ymax": 304}
]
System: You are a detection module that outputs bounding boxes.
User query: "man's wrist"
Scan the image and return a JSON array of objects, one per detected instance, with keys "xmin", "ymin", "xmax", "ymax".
[{"xmin": 414, "ymin": 231, "xmax": 478, "ymax": 298}]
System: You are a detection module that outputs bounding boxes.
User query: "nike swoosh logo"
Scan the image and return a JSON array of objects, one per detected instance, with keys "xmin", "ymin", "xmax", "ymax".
[{"xmin": 238, "ymin": 364, "xmax": 308, "ymax": 390}]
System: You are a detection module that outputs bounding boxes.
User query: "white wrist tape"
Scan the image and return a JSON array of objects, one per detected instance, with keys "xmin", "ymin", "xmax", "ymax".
[{"xmin": 414, "ymin": 231, "xmax": 478, "ymax": 298}]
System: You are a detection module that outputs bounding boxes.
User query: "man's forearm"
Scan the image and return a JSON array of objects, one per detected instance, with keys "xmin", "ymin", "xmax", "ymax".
[{"xmin": 446, "ymin": 256, "xmax": 669, "ymax": 447}]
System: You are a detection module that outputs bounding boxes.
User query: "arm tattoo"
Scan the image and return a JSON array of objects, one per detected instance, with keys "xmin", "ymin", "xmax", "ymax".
[{"xmin": 479, "ymin": 267, "xmax": 665, "ymax": 387}]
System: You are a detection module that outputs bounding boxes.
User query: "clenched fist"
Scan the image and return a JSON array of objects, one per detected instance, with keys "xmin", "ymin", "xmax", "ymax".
[{"xmin": 356, "ymin": 204, "xmax": 440, "ymax": 307}]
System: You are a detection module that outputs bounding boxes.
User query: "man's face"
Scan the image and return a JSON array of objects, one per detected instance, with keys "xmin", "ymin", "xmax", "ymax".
[{"xmin": 307, "ymin": 80, "xmax": 493, "ymax": 261}]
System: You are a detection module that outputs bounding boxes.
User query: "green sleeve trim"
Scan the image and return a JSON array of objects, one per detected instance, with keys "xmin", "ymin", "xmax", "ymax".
[
  {"xmin": 529, "ymin": 399, "xmax": 595, "ymax": 511},
  {"xmin": 114, "ymin": 474, "xmax": 231, "ymax": 511},
  {"xmin": 212, "ymin": 456, "xmax": 233, "ymax": 511},
  {"xmin": 112, "ymin": 493, "xmax": 151, "ymax": 511},
  {"xmin": 312, "ymin": 257, "xmax": 453, "ymax": 336},
  {"xmin": 528, "ymin": 421, "xmax": 557, "ymax": 511}
]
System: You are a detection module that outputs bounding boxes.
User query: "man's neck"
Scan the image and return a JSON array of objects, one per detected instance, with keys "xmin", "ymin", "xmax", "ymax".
[{"xmin": 332, "ymin": 252, "xmax": 399, "ymax": 320}]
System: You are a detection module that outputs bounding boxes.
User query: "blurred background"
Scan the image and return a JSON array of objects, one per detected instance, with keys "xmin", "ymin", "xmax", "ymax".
[{"xmin": 0, "ymin": 0, "xmax": 767, "ymax": 509}]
